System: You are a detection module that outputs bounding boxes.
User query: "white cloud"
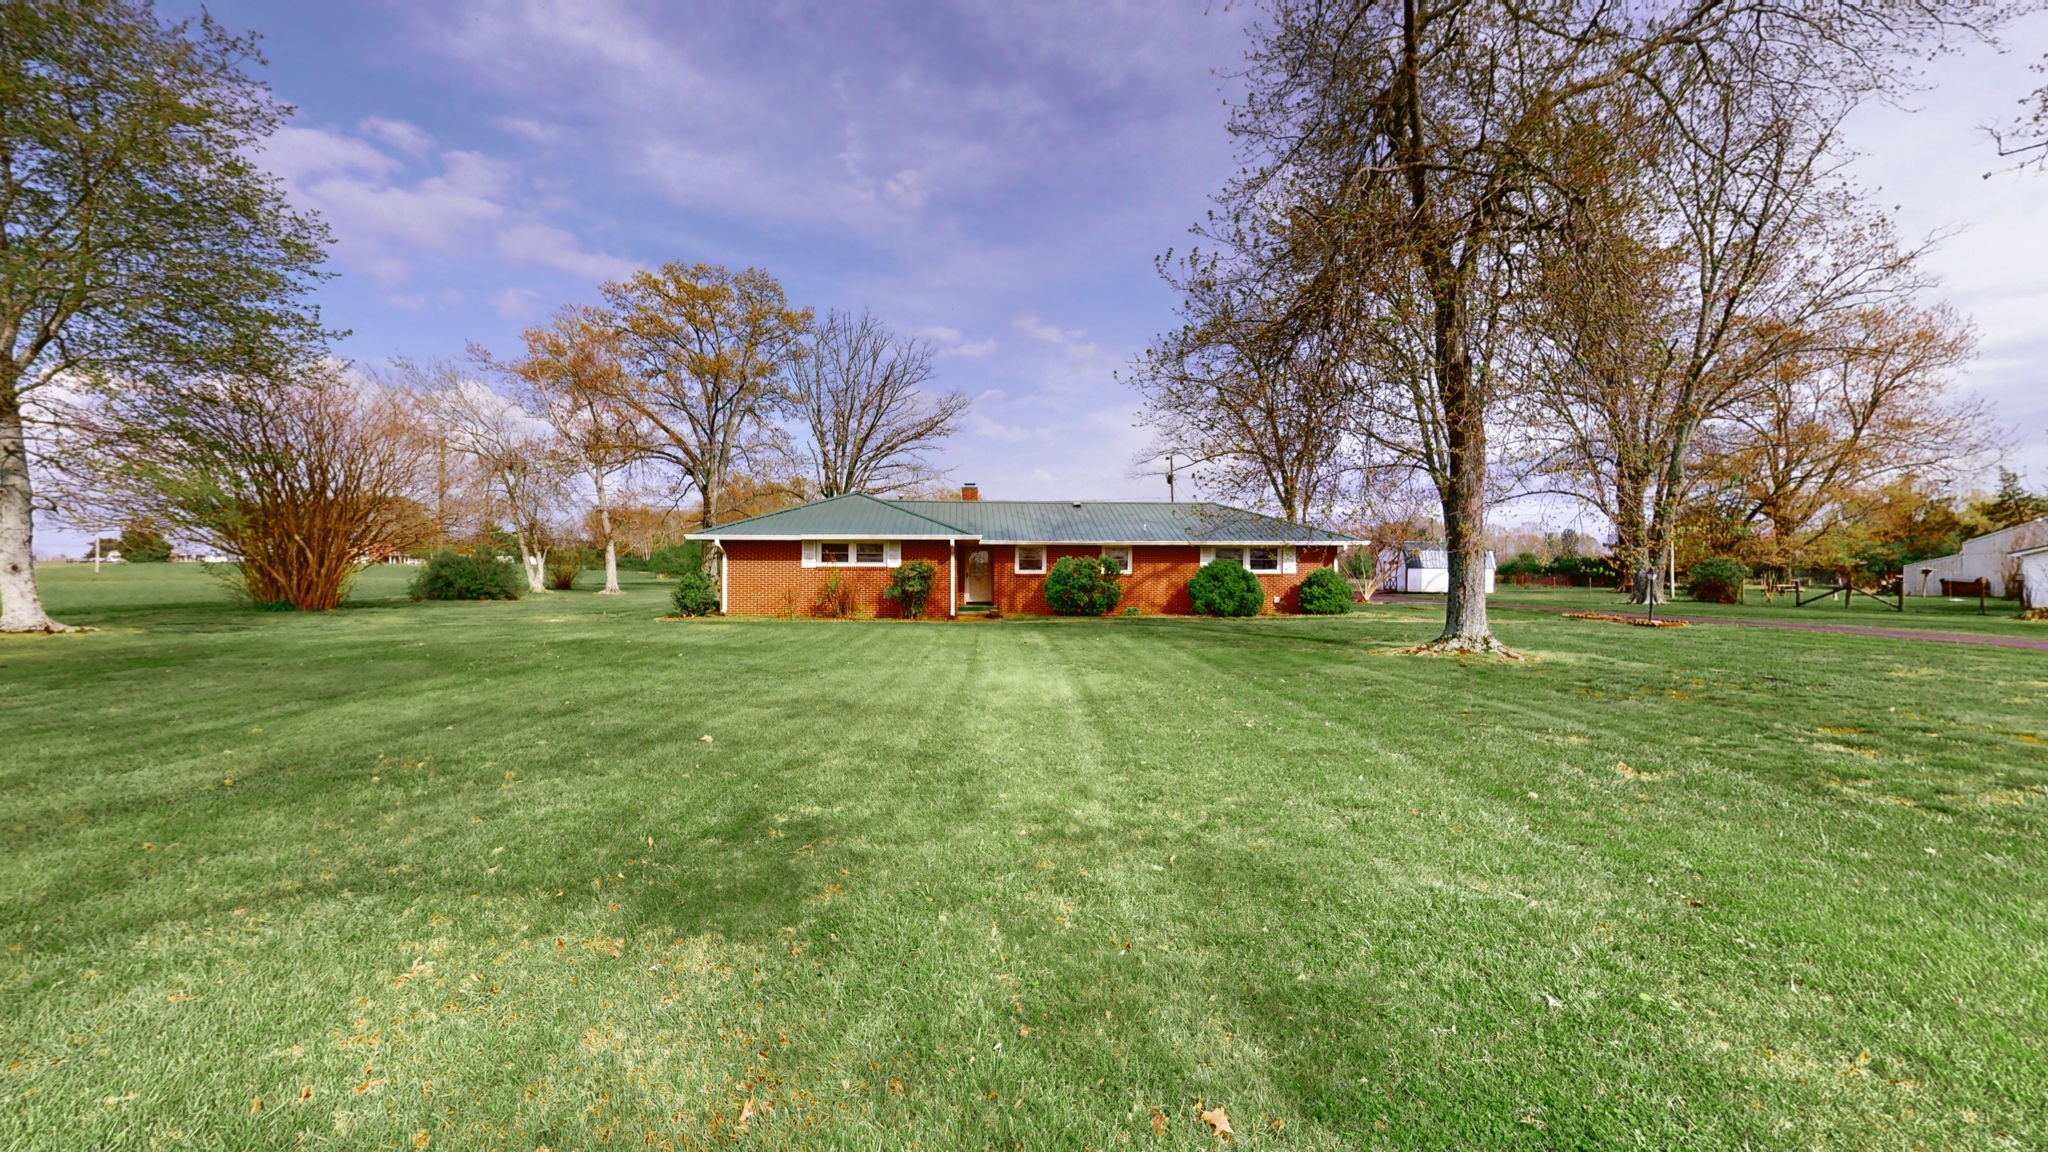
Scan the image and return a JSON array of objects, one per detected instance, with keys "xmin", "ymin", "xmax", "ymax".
[
  {"xmin": 491, "ymin": 287, "xmax": 542, "ymax": 318},
  {"xmin": 921, "ymin": 326, "xmax": 998, "ymax": 358},
  {"xmin": 358, "ymin": 116, "xmax": 434, "ymax": 157},
  {"xmin": 493, "ymin": 116, "xmax": 561, "ymax": 143},
  {"xmin": 261, "ymin": 124, "xmax": 634, "ymax": 289},
  {"xmin": 495, "ymin": 222, "xmax": 639, "ymax": 282}
]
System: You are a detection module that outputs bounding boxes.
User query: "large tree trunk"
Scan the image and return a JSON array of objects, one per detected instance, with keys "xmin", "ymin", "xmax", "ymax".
[
  {"xmin": 595, "ymin": 471, "xmax": 621, "ymax": 595},
  {"xmin": 0, "ymin": 397, "xmax": 73, "ymax": 633},
  {"xmin": 1413, "ymin": 292, "xmax": 1513, "ymax": 657}
]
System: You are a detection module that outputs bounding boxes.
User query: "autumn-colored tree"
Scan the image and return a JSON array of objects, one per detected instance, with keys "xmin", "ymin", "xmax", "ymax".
[
  {"xmin": 59, "ymin": 363, "xmax": 431, "ymax": 610},
  {"xmin": 598, "ymin": 264, "xmax": 812, "ymax": 528},
  {"xmin": 1, "ymin": 0, "xmax": 330, "ymax": 631},
  {"xmin": 786, "ymin": 310, "xmax": 967, "ymax": 499},
  {"xmin": 1695, "ymin": 302, "xmax": 1989, "ymax": 572},
  {"xmin": 476, "ymin": 307, "xmax": 647, "ymax": 594}
]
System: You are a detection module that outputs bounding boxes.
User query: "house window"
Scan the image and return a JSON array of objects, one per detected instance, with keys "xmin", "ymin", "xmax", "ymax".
[
  {"xmin": 1015, "ymin": 546, "xmax": 1046, "ymax": 574},
  {"xmin": 816, "ymin": 541, "xmax": 891, "ymax": 567},
  {"xmin": 1102, "ymin": 546, "xmax": 1132, "ymax": 574},
  {"xmin": 1212, "ymin": 547, "xmax": 1245, "ymax": 567},
  {"xmin": 1248, "ymin": 547, "xmax": 1281, "ymax": 572}
]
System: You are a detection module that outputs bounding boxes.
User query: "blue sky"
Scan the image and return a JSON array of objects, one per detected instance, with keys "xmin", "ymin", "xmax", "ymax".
[
  {"xmin": 46, "ymin": 2, "xmax": 2048, "ymax": 553},
  {"xmin": 165, "ymin": 0, "xmax": 1257, "ymax": 504}
]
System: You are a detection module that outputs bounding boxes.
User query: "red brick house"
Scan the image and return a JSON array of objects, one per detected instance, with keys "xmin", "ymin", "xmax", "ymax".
[{"xmin": 686, "ymin": 485, "xmax": 1355, "ymax": 617}]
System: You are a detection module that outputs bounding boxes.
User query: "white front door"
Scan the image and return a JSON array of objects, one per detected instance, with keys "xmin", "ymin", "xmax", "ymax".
[{"xmin": 965, "ymin": 550, "xmax": 993, "ymax": 602}]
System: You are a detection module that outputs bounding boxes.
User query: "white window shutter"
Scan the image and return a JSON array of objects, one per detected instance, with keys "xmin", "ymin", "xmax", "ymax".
[
  {"xmin": 1199, "ymin": 546, "xmax": 1214, "ymax": 566},
  {"xmin": 801, "ymin": 541, "xmax": 819, "ymax": 568},
  {"xmin": 885, "ymin": 542, "xmax": 902, "ymax": 568},
  {"xmin": 1282, "ymin": 547, "xmax": 1297, "ymax": 574}
]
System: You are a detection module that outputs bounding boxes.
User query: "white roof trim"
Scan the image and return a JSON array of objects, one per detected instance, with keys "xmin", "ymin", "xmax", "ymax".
[{"xmin": 690, "ymin": 534, "xmax": 1340, "ymax": 545}]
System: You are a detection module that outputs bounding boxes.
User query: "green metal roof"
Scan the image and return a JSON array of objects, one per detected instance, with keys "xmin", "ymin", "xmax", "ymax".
[
  {"xmin": 684, "ymin": 493, "xmax": 965, "ymax": 540},
  {"xmin": 691, "ymin": 496, "xmax": 1356, "ymax": 545}
]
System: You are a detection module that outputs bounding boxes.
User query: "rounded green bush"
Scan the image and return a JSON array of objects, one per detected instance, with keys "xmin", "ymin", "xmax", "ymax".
[
  {"xmin": 670, "ymin": 570, "xmax": 720, "ymax": 616},
  {"xmin": 1297, "ymin": 566, "xmax": 1353, "ymax": 614},
  {"xmin": 409, "ymin": 549, "xmax": 522, "ymax": 601},
  {"xmin": 1188, "ymin": 558, "xmax": 1265, "ymax": 617},
  {"xmin": 1044, "ymin": 555, "xmax": 1123, "ymax": 616},
  {"xmin": 1687, "ymin": 556, "xmax": 1750, "ymax": 604}
]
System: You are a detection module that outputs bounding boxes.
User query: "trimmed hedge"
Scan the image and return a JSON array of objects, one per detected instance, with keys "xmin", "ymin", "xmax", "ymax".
[
  {"xmin": 1188, "ymin": 558, "xmax": 1265, "ymax": 617},
  {"xmin": 650, "ymin": 542, "xmax": 705, "ymax": 578},
  {"xmin": 409, "ymin": 550, "xmax": 522, "ymax": 601},
  {"xmin": 1297, "ymin": 566, "xmax": 1353, "ymax": 614},
  {"xmin": 1044, "ymin": 555, "xmax": 1123, "ymax": 616}
]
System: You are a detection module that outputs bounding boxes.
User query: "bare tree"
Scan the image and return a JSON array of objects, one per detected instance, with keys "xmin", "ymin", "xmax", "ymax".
[
  {"xmin": 413, "ymin": 362, "xmax": 568, "ymax": 594},
  {"xmin": 598, "ymin": 264, "xmax": 812, "ymax": 528},
  {"xmin": 1132, "ymin": 281, "xmax": 1361, "ymax": 524},
  {"xmin": 476, "ymin": 307, "xmax": 647, "ymax": 594},
  {"xmin": 786, "ymin": 311, "xmax": 967, "ymax": 498},
  {"xmin": 57, "ymin": 362, "xmax": 432, "ymax": 610},
  {"xmin": 1198, "ymin": 1, "xmax": 1999, "ymax": 645},
  {"xmin": 1515, "ymin": 72, "xmax": 1940, "ymax": 601}
]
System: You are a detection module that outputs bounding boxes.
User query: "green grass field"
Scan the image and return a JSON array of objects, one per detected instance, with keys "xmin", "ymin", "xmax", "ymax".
[
  {"xmin": 4, "ymin": 565, "xmax": 2045, "ymax": 1149},
  {"xmin": 1482, "ymin": 582, "xmax": 2044, "ymax": 636}
]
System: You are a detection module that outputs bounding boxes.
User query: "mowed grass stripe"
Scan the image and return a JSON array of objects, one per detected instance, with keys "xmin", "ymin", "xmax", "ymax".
[{"xmin": 1, "ymin": 566, "xmax": 2043, "ymax": 1148}]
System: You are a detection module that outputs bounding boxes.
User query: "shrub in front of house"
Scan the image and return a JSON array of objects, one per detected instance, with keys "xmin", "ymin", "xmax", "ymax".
[
  {"xmin": 1687, "ymin": 557, "xmax": 1749, "ymax": 604},
  {"xmin": 670, "ymin": 570, "xmax": 720, "ymax": 616},
  {"xmin": 884, "ymin": 559, "xmax": 938, "ymax": 619},
  {"xmin": 409, "ymin": 549, "xmax": 522, "ymax": 601},
  {"xmin": 1188, "ymin": 558, "xmax": 1264, "ymax": 617},
  {"xmin": 1045, "ymin": 555, "xmax": 1123, "ymax": 616},
  {"xmin": 1297, "ymin": 566, "xmax": 1353, "ymax": 614}
]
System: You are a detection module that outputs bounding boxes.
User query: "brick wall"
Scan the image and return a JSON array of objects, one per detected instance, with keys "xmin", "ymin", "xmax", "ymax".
[
  {"xmin": 720, "ymin": 539, "xmax": 956, "ymax": 618},
  {"xmin": 717, "ymin": 540, "xmax": 1338, "ymax": 617},
  {"xmin": 959, "ymin": 543, "xmax": 1339, "ymax": 616}
]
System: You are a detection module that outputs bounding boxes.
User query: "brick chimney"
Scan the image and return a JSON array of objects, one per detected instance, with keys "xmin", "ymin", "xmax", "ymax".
[{"xmin": 962, "ymin": 483, "xmax": 980, "ymax": 501}]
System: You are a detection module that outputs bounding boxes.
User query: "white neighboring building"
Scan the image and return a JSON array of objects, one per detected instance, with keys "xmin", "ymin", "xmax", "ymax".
[
  {"xmin": 1905, "ymin": 519, "xmax": 2048, "ymax": 598},
  {"xmin": 1386, "ymin": 544, "xmax": 1496, "ymax": 594},
  {"xmin": 2013, "ymin": 544, "xmax": 2048, "ymax": 610}
]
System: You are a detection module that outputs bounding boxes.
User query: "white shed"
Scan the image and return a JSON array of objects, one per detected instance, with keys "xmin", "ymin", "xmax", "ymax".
[
  {"xmin": 1386, "ymin": 544, "xmax": 1496, "ymax": 594},
  {"xmin": 1906, "ymin": 519, "xmax": 2048, "ymax": 598},
  {"xmin": 2013, "ymin": 544, "xmax": 2048, "ymax": 611}
]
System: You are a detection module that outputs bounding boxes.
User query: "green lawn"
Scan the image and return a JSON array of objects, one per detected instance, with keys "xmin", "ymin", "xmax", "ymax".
[
  {"xmin": 4, "ymin": 565, "xmax": 2045, "ymax": 1150},
  {"xmin": 1481, "ymin": 583, "xmax": 2045, "ymax": 637}
]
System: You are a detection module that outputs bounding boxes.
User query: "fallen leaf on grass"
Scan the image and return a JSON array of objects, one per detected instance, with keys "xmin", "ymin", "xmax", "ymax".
[
  {"xmin": 1199, "ymin": 1105, "xmax": 1232, "ymax": 1137},
  {"xmin": 249, "ymin": 1096, "xmax": 262, "ymax": 1114},
  {"xmin": 700, "ymin": 734, "xmax": 714, "ymax": 743},
  {"xmin": 299, "ymin": 1085, "xmax": 312, "ymax": 1101},
  {"xmin": 1150, "ymin": 1111, "xmax": 1168, "ymax": 1135}
]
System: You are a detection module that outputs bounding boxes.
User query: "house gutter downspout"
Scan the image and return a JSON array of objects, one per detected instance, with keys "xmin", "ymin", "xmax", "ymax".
[
  {"xmin": 949, "ymin": 538, "xmax": 957, "ymax": 618},
  {"xmin": 714, "ymin": 540, "xmax": 728, "ymax": 614}
]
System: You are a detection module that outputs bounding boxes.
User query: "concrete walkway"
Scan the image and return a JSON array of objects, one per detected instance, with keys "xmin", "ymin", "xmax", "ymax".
[{"xmin": 1374, "ymin": 595, "xmax": 2048, "ymax": 653}]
